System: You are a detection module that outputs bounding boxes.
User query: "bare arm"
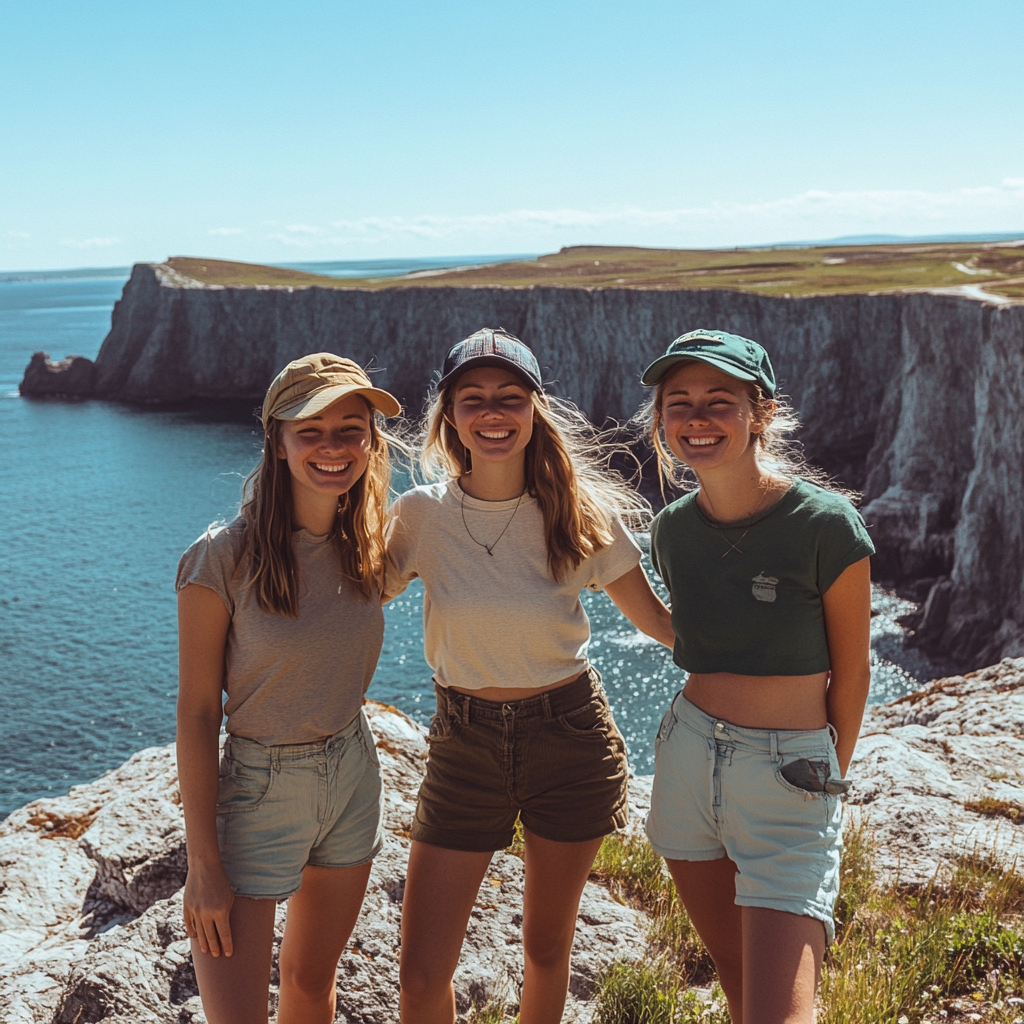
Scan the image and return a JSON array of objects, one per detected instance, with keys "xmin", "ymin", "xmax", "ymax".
[
  {"xmin": 603, "ymin": 563, "xmax": 675, "ymax": 649},
  {"xmin": 177, "ymin": 583, "xmax": 234, "ymax": 957},
  {"xmin": 822, "ymin": 557, "xmax": 872, "ymax": 776}
]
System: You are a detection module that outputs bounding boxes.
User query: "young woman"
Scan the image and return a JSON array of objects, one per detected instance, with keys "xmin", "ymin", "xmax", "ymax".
[
  {"xmin": 641, "ymin": 330, "xmax": 873, "ymax": 1023},
  {"xmin": 386, "ymin": 328, "xmax": 675, "ymax": 1024},
  {"xmin": 176, "ymin": 353, "xmax": 401, "ymax": 1024}
]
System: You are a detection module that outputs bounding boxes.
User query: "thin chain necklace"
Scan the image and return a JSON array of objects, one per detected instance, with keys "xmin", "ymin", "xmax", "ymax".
[
  {"xmin": 700, "ymin": 481, "xmax": 782, "ymax": 559},
  {"xmin": 461, "ymin": 486, "xmax": 525, "ymax": 556}
]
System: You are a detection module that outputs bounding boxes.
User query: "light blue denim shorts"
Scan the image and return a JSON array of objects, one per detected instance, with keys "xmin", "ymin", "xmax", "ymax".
[
  {"xmin": 645, "ymin": 690, "xmax": 847, "ymax": 943},
  {"xmin": 216, "ymin": 708, "xmax": 384, "ymax": 900}
]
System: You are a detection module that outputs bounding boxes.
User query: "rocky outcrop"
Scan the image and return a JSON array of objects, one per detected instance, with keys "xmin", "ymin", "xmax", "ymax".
[
  {"xmin": 4, "ymin": 669, "xmax": 1023, "ymax": 1022},
  {"xmin": 19, "ymin": 352, "xmax": 96, "ymax": 397},
  {"xmin": 29, "ymin": 263, "xmax": 1024, "ymax": 665},
  {"xmin": 0, "ymin": 704, "xmax": 649, "ymax": 1024},
  {"xmin": 849, "ymin": 656, "xmax": 1024, "ymax": 885}
]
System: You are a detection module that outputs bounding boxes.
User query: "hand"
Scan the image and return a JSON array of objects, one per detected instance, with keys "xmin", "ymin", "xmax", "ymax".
[{"xmin": 183, "ymin": 860, "xmax": 235, "ymax": 957}]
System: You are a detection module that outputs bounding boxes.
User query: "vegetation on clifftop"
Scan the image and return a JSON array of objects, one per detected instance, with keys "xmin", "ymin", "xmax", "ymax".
[
  {"xmin": 166, "ymin": 240, "xmax": 1024, "ymax": 299},
  {"xmin": 471, "ymin": 818, "xmax": 1024, "ymax": 1023}
]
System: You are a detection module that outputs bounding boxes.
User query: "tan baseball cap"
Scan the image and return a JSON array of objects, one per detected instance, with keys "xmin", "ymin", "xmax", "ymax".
[{"xmin": 261, "ymin": 353, "xmax": 401, "ymax": 430}]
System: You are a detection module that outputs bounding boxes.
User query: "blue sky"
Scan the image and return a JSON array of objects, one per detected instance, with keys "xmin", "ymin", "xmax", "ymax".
[{"xmin": 1, "ymin": 0, "xmax": 1022, "ymax": 270}]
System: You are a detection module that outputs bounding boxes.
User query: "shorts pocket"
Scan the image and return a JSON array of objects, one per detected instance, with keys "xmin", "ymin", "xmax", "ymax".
[
  {"xmin": 427, "ymin": 705, "xmax": 459, "ymax": 744},
  {"xmin": 654, "ymin": 704, "xmax": 677, "ymax": 751},
  {"xmin": 556, "ymin": 697, "xmax": 612, "ymax": 739},
  {"xmin": 216, "ymin": 756, "xmax": 275, "ymax": 814}
]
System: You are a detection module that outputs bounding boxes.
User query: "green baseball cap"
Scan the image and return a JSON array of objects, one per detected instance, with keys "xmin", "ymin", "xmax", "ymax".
[{"xmin": 640, "ymin": 329, "xmax": 776, "ymax": 396}]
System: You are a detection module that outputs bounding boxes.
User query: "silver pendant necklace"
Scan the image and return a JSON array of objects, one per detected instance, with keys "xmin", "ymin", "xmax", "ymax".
[{"xmin": 461, "ymin": 487, "xmax": 525, "ymax": 556}]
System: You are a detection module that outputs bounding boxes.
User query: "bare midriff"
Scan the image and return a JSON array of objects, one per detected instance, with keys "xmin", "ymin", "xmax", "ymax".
[
  {"xmin": 448, "ymin": 672, "xmax": 585, "ymax": 704},
  {"xmin": 683, "ymin": 671, "xmax": 829, "ymax": 731}
]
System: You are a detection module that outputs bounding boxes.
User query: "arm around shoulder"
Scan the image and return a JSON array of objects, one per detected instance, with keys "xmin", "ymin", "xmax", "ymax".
[
  {"xmin": 604, "ymin": 563, "xmax": 675, "ymax": 649},
  {"xmin": 822, "ymin": 556, "xmax": 872, "ymax": 776}
]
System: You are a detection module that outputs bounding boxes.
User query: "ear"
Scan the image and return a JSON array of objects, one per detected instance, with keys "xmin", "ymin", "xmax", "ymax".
[{"xmin": 750, "ymin": 399, "xmax": 777, "ymax": 434}]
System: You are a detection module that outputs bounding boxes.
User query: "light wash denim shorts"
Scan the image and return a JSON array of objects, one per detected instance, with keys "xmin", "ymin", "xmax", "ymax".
[
  {"xmin": 216, "ymin": 708, "xmax": 384, "ymax": 900},
  {"xmin": 645, "ymin": 690, "xmax": 847, "ymax": 943}
]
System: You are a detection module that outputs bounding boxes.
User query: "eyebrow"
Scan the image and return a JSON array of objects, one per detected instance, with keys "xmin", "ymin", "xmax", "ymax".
[
  {"xmin": 664, "ymin": 386, "xmax": 736, "ymax": 397},
  {"xmin": 300, "ymin": 412, "xmax": 368, "ymax": 422},
  {"xmin": 456, "ymin": 380, "xmax": 526, "ymax": 393}
]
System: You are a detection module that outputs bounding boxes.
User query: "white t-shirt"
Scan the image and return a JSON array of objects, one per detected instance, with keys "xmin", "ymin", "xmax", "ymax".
[{"xmin": 385, "ymin": 480, "xmax": 642, "ymax": 691}]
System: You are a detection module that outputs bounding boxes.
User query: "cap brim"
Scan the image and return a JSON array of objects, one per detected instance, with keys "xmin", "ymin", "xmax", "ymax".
[
  {"xmin": 275, "ymin": 383, "xmax": 401, "ymax": 421},
  {"xmin": 437, "ymin": 355, "xmax": 542, "ymax": 392},
  {"xmin": 640, "ymin": 353, "xmax": 758, "ymax": 387}
]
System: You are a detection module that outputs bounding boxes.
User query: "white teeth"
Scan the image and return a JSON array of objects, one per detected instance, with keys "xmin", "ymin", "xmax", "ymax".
[
  {"xmin": 313, "ymin": 462, "xmax": 350, "ymax": 473},
  {"xmin": 479, "ymin": 430, "xmax": 512, "ymax": 439},
  {"xmin": 685, "ymin": 437, "xmax": 721, "ymax": 447}
]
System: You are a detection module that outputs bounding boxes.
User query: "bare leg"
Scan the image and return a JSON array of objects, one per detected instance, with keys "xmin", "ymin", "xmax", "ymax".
[
  {"xmin": 191, "ymin": 896, "xmax": 278, "ymax": 1024},
  {"xmin": 399, "ymin": 841, "xmax": 494, "ymax": 1024},
  {"xmin": 664, "ymin": 857, "xmax": 743, "ymax": 1022},
  {"xmin": 277, "ymin": 861, "xmax": 374, "ymax": 1024},
  {"xmin": 518, "ymin": 829, "xmax": 603, "ymax": 1024},
  {"xmin": 742, "ymin": 907, "xmax": 824, "ymax": 1024}
]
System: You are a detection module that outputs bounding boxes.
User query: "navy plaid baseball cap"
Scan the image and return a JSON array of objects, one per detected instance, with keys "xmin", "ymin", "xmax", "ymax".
[{"xmin": 438, "ymin": 328, "xmax": 543, "ymax": 392}]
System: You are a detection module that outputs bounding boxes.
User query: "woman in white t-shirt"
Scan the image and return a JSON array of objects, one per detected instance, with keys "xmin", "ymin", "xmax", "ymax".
[{"xmin": 386, "ymin": 329, "xmax": 675, "ymax": 1024}]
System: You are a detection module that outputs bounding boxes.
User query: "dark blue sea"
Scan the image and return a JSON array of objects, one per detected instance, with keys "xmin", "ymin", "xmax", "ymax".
[{"xmin": 0, "ymin": 258, "xmax": 946, "ymax": 819}]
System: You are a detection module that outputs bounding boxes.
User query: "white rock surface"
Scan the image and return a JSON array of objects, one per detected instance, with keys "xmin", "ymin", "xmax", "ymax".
[
  {"xmin": 0, "ymin": 704, "xmax": 647, "ymax": 1023},
  {"xmin": 849, "ymin": 656, "xmax": 1024, "ymax": 884},
  {"xmin": 4, "ymin": 664, "xmax": 1020, "ymax": 1022}
]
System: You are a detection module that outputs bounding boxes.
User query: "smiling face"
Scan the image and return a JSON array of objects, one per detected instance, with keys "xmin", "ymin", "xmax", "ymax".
[
  {"xmin": 275, "ymin": 393, "xmax": 374, "ymax": 503},
  {"xmin": 659, "ymin": 360, "xmax": 766, "ymax": 473},
  {"xmin": 448, "ymin": 366, "xmax": 535, "ymax": 467}
]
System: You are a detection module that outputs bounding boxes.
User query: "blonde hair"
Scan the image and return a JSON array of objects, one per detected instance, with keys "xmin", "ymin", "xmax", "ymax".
[
  {"xmin": 420, "ymin": 382, "xmax": 649, "ymax": 581},
  {"xmin": 240, "ymin": 403, "xmax": 395, "ymax": 615},
  {"xmin": 640, "ymin": 362, "xmax": 854, "ymax": 500}
]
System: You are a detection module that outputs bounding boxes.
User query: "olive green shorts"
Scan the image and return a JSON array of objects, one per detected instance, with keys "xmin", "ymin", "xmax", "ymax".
[{"xmin": 413, "ymin": 668, "xmax": 629, "ymax": 851}]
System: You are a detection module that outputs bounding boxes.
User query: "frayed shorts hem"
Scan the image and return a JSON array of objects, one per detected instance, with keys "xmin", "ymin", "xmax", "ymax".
[
  {"xmin": 230, "ymin": 886, "xmax": 301, "ymax": 902},
  {"xmin": 733, "ymin": 895, "xmax": 835, "ymax": 944}
]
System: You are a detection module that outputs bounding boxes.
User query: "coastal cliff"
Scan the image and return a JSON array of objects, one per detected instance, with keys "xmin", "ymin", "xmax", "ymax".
[{"xmin": 37, "ymin": 262, "xmax": 1024, "ymax": 668}]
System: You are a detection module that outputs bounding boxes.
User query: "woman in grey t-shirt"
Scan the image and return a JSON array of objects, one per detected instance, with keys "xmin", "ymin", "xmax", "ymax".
[{"xmin": 176, "ymin": 354, "xmax": 400, "ymax": 1024}]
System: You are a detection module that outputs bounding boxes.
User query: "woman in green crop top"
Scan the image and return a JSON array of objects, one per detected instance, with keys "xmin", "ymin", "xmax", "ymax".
[{"xmin": 639, "ymin": 330, "xmax": 873, "ymax": 1023}]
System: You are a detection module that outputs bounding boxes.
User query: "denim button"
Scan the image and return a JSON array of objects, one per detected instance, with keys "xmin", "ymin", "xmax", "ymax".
[{"xmin": 714, "ymin": 722, "xmax": 727, "ymax": 734}]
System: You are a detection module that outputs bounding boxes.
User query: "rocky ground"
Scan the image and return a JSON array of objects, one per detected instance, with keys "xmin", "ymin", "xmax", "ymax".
[{"xmin": 1, "ymin": 659, "xmax": 1022, "ymax": 1023}]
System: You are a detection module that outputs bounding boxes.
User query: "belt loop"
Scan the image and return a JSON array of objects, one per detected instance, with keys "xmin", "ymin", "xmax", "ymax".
[
  {"xmin": 272, "ymin": 746, "xmax": 281, "ymax": 773},
  {"xmin": 769, "ymin": 732, "xmax": 779, "ymax": 764},
  {"xmin": 541, "ymin": 692, "xmax": 553, "ymax": 720},
  {"xmin": 459, "ymin": 694, "xmax": 470, "ymax": 726}
]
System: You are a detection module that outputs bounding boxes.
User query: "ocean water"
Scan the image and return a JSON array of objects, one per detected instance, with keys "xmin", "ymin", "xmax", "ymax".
[{"xmin": 0, "ymin": 266, "xmax": 949, "ymax": 820}]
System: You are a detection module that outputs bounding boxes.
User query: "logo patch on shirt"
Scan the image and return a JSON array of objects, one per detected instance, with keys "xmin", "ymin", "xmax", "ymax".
[{"xmin": 752, "ymin": 573, "xmax": 779, "ymax": 602}]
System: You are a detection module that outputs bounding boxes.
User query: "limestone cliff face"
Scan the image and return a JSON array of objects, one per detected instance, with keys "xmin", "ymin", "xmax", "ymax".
[{"xmin": 92, "ymin": 264, "xmax": 1024, "ymax": 667}]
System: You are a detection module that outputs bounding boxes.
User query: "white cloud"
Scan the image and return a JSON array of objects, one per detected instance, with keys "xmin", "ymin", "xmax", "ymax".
[
  {"xmin": 283, "ymin": 223, "xmax": 322, "ymax": 235},
  {"xmin": 5, "ymin": 230, "xmax": 31, "ymax": 239},
  {"xmin": 208, "ymin": 227, "xmax": 243, "ymax": 236},
  {"xmin": 59, "ymin": 236, "xmax": 121, "ymax": 249},
  {"xmin": 324, "ymin": 181, "xmax": 1024, "ymax": 247}
]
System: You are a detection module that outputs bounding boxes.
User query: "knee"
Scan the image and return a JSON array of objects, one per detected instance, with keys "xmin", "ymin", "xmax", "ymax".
[
  {"xmin": 523, "ymin": 926, "xmax": 573, "ymax": 972},
  {"xmin": 399, "ymin": 960, "xmax": 450, "ymax": 1002},
  {"xmin": 279, "ymin": 960, "xmax": 336, "ymax": 1004}
]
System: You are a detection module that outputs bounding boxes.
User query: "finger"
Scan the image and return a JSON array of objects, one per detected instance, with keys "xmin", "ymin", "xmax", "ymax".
[
  {"xmin": 201, "ymin": 915, "xmax": 222, "ymax": 958},
  {"xmin": 214, "ymin": 909, "xmax": 234, "ymax": 958},
  {"xmin": 182, "ymin": 906, "xmax": 196, "ymax": 939}
]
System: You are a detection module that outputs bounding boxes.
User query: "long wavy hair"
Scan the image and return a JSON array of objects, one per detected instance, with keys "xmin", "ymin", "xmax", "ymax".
[
  {"xmin": 639, "ymin": 360, "xmax": 854, "ymax": 499},
  {"xmin": 420, "ymin": 381, "xmax": 649, "ymax": 582},
  {"xmin": 240, "ymin": 403, "xmax": 393, "ymax": 615}
]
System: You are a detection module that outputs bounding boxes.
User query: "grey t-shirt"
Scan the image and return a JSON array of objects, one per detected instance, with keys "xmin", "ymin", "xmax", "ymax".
[{"xmin": 176, "ymin": 517, "xmax": 385, "ymax": 745}]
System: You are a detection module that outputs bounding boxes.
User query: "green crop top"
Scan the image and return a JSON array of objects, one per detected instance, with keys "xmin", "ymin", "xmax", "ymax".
[{"xmin": 650, "ymin": 479, "xmax": 874, "ymax": 676}]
